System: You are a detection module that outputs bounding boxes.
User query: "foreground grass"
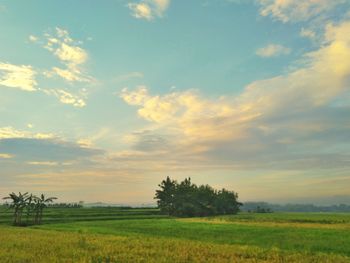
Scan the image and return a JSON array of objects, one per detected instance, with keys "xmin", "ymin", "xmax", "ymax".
[
  {"xmin": 0, "ymin": 225, "xmax": 349, "ymax": 263},
  {"xmin": 35, "ymin": 217, "xmax": 350, "ymax": 257},
  {"xmin": 0, "ymin": 209, "xmax": 349, "ymax": 262}
]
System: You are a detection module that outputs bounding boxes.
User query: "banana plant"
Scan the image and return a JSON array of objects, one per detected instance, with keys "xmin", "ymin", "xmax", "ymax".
[
  {"xmin": 34, "ymin": 194, "xmax": 57, "ymax": 224},
  {"xmin": 3, "ymin": 192, "xmax": 30, "ymax": 226}
]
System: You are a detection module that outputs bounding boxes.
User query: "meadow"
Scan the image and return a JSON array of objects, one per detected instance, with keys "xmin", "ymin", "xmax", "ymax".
[{"xmin": 0, "ymin": 206, "xmax": 349, "ymax": 262}]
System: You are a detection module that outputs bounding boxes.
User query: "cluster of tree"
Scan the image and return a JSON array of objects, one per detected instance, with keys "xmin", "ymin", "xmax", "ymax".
[
  {"xmin": 155, "ymin": 177, "xmax": 242, "ymax": 217},
  {"xmin": 3, "ymin": 192, "xmax": 56, "ymax": 226},
  {"xmin": 241, "ymin": 202, "xmax": 350, "ymax": 212}
]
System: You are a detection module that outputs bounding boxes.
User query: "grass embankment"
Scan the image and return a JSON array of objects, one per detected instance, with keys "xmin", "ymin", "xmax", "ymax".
[
  {"xmin": 0, "ymin": 206, "xmax": 164, "ymax": 224},
  {"xmin": 0, "ymin": 207, "xmax": 349, "ymax": 262}
]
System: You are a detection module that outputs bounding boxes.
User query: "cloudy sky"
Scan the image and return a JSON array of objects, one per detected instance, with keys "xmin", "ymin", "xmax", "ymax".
[{"xmin": 1, "ymin": 0, "xmax": 350, "ymax": 205}]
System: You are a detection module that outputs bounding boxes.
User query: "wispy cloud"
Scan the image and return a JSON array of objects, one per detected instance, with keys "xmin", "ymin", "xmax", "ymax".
[
  {"xmin": 128, "ymin": 0, "xmax": 170, "ymax": 20},
  {"xmin": 113, "ymin": 72, "xmax": 144, "ymax": 83},
  {"xmin": 257, "ymin": 0, "xmax": 346, "ymax": 23},
  {"xmin": 0, "ymin": 153, "xmax": 14, "ymax": 159},
  {"xmin": 0, "ymin": 126, "xmax": 54, "ymax": 140},
  {"xmin": 300, "ymin": 28, "xmax": 317, "ymax": 40},
  {"xmin": 42, "ymin": 27, "xmax": 92, "ymax": 83},
  {"xmin": 0, "ymin": 63, "xmax": 37, "ymax": 91},
  {"xmin": 256, "ymin": 44, "xmax": 291, "ymax": 57},
  {"xmin": 43, "ymin": 89, "xmax": 86, "ymax": 108},
  {"xmin": 27, "ymin": 161, "xmax": 58, "ymax": 166}
]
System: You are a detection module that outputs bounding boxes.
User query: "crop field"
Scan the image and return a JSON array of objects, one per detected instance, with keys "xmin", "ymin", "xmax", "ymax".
[{"xmin": 0, "ymin": 206, "xmax": 349, "ymax": 262}]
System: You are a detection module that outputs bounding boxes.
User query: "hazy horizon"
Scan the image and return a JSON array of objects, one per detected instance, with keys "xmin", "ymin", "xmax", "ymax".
[{"xmin": 1, "ymin": 0, "xmax": 350, "ymax": 205}]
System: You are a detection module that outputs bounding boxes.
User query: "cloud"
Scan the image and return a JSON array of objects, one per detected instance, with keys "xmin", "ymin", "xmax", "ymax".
[
  {"xmin": 41, "ymin": 27, "xmax": 92, "ymax": 83},
  {"xmin": 0, "ymin": 62, "xmax": 37, "ymax": 91},
  {"xmin": 257, "ymin": 0, "xmax": 347, "ymax": 23},
  {"xmin": 114, "ymin": 72, "xmax": 144, "ymax": 83},
  {"xmin": 27, "ymin": 161, "xmax": 58, "ymax": 166},
  {"xmin": 28, "ymin": 35, "xmax": 38, "ymax": 42},
  {"xmin": 300, "ymin": 28, "xmax": 316, "ymax": 40},
  {"xmin": 43, "ymin": 89, "xmax": 86, "ymax": 108},
  {"xmin": 256, "ymin": 44, "xmax": 291, "ymax": 57},
  {"xmin": 128, "ymin": 0, "xmax": 170, "ymax": 20},
  {"xmin": 119, "ymin": 20, "xmax": 350, "ymax": 171},
  {"xmin": 0, "ymin": 126, "xmax": 54, "ymax": 140},
  {"xmin": 0, "ymin": 127, "xmax": 104, "ymax": 163},
  {"xmin": 0, "ymin": 153, "xmax": 14, "ymax": 159}
]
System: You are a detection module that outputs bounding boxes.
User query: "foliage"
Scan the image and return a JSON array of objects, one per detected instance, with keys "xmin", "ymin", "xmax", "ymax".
[
  {"xmin": 2, "ymin": 192, "xmax": 56, "ymax": 226},
  {"xmin": 155, "ymin": 177, "xmax": 242, "ymax": 217},
  {"xmin": 241, "ymin": 202, "xmax": 350, "ymax": 212}
]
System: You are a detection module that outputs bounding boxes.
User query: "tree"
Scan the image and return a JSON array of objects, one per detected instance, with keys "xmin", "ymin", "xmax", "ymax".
[
  {"xmin": 155, "ymin": 177, "xmax": 242, "ymax": 217},
  {"xmin": 154, "ymin": 176, "xmax": 176, "ymax": 215},
  {"xmin": 34, "ymin": 194, "xmax": 57, "ymax": 224},
  {"xmin": 3, "ymin": 192, "xmax": 57, "ymax": 226},
  {"xmin": 3, "ymin": 192, "xmax": 30, "ymax": 226}
]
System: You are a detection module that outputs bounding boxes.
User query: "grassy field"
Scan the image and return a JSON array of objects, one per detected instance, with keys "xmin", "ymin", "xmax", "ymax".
[{"xmin": 0, "ymin": 206, "xmax": 349, "ymax": 262}]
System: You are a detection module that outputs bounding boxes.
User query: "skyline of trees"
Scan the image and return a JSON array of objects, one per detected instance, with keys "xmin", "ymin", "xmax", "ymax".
[{"xmin": 155, "ymin": 177, "xmax": 242, "ymax": 217}]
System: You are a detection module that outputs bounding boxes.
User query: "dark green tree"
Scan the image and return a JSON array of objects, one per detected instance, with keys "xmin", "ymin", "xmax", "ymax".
[
  {"xmin": 155, "ymin": 177, "xmax": 242, "ymax": 217},
  {"xmin": 154, "ymin": 176, "xmax": 176, "ymax": 215}
]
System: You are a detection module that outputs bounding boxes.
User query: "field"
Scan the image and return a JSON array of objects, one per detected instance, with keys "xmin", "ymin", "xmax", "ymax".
[{"xmin": 0, "ymin": 206, "xmax": 350, "ymax": 262}]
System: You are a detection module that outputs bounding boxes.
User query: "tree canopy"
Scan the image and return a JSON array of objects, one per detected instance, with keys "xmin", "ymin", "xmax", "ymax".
[{"xmin": 155, "ymin": 177, "xmax": 242, "ymax": 217}]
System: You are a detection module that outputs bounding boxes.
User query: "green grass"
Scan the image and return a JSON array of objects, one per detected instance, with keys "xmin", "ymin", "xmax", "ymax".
[{"xmin": 0, "ymin": 207, "xmax": 349, "ymax": 262}]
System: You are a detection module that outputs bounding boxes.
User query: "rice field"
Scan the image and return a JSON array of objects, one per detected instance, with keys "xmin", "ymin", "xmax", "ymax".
[{"xmin": 0, "ymin": 206, "xmax": 349, "ymax": 262}]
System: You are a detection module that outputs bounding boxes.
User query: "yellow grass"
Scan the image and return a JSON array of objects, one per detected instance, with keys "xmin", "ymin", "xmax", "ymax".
[{"xmin": 0, "ymin": 225, "xmax": 349, "ymax": 263}]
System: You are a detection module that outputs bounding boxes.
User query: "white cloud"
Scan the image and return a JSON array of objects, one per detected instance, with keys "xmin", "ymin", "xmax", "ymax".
[
  {"xmin": 120, "ymin": 20, "xmax": 350, "ymax": 170},
  {"xmin": 300, "ymin": 28, "xmax": 317, "ymax": 40},
  {"xmin": 256, "ymin": 44, "xmax": 291, "ymax": 57},
  {"xmin": 41, "ymin": 27, "xmax": 91, "ymax": 83},
  {"xmin": 257, "ymin": 0, "xmax": 346, "ymax": 23},
  {"xmin": 128, "ymin": 0, "xmax": 170, "ymax": 20},
  {"xmin": 0, "ymin": 62, "xmax": 37, "ymax": 91},
  {"xmin": 0, "ymin": 153, "xmax": 14, "ymax": 159},
  {"xmin": 43, "ymin": 89, "xmax": 86, "ymax": 108},
  {"xmin": 0, "ymin": 126, "xmax": 55, "ymax": 140},
  {"xmin": 27, "ymin": 161, "xmax": 58, "ymax": 166},
  {"xmin": 29, "ymin": 35, "xmax": 38, "ymax": 42}
]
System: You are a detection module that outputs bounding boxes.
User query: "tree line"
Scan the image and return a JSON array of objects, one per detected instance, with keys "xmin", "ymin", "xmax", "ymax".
[
  {"xmin": 241, "ymin": 202, "xmax": 350, "ymax": 213},
  {"xmin": 3, "ymin": 192, "xmax": 56, "ymax": 226},
  {"xmin": 155, "ymin": 177, "xmax": 242, "ymax": 217}
]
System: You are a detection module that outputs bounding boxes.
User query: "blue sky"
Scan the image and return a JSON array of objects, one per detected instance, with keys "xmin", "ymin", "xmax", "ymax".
[{"xmin": 1, "ymin": 0, "xmax": 350, "ymax": 204}]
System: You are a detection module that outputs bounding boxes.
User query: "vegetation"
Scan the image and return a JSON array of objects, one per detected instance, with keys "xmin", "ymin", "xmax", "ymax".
[
  {"xmin": 47, "ymin": 202, "xmax": 84, "ymax": 208},
  {"xmin": 0, "ymin": 210, "xmax": 349, "ymax": 262},
  {"xmin": 1, "ymin": 186, "xmax": 349, "ymax": 262},
  {"xmin": 155, "ymin": 177, "xmax": 242, "ymax": 217},
  {"xmin": 241, "ymin": 202, "xmax": 350, "ymax": 212},
  {"xmin": 3, "ymin": 192, "xmax": 56, "ymax": 226}
]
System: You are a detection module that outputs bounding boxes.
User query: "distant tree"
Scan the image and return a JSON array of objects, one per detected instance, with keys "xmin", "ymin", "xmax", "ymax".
[
  {"xmin": 155, "ymin": 176, "xmax": 176, "ymax": 215},
  {"xmin": 155, "ymin": 177, "xmax": 242, "ymax": 217},
  {"xmin": 173, "ymin": 178, "xmax": 197, "ymax": 217},
  {"xmin": 214, "ymin": 188, "xmax": 242, "ymax": 215}
]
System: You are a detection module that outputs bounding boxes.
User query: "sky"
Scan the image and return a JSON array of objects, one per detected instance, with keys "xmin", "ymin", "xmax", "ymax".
[{"xmin": 1, "ymin": 0, "xmax": 350, "ymax": 205}]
